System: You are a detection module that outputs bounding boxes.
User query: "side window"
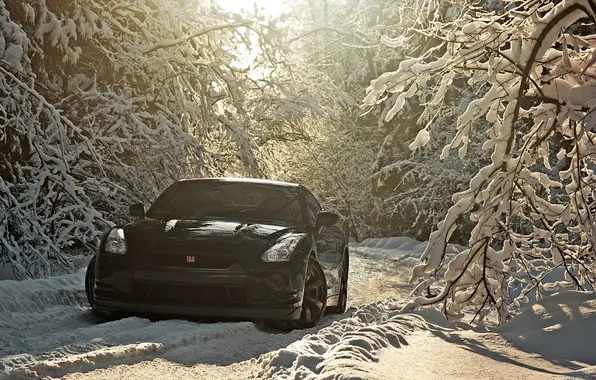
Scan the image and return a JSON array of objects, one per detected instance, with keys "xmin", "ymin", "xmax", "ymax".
[{"xmin": 304, "ymin": 191, "xmax": 321, "ymax": 225}]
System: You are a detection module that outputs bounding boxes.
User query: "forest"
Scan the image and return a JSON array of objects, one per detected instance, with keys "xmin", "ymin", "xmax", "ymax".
[{"xmin": 3, "ymin": 0, "xmax": 596, "ymax": 320}]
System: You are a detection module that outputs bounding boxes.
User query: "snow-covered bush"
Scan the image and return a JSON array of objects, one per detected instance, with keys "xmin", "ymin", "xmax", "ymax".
[{"xmin": 364, "ymin": 0, "xmax": 596, "ymax": 322}]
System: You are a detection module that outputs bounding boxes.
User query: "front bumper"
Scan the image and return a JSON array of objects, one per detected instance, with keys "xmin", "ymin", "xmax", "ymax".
[
  {"xmin": 93, "ymin": 255, "xmax": 308, "ymax": 320},
  {"xmin": 94, "ymin": 297, "xmax": 302, "ymax": 320}
]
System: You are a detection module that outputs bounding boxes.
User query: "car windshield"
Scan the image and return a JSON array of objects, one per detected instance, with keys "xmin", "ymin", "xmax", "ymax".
[{"xmin": 146, "ymin": 181, "xmax": 303, "ymax": 225}]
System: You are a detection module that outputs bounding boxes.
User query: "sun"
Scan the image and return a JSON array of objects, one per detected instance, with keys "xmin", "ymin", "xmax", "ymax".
[{"xmin": 216, "ymin": 0, "xmax": 288, "ymax": 17}]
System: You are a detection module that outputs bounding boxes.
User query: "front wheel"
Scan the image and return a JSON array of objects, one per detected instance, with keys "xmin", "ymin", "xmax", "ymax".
[
  {"xmin": 84, "ymin": 255, "xmax": 97, "ymax": 308},
  {"xmin": 265, "ymin": 258, "xmax": 327, "ymax": 330}
]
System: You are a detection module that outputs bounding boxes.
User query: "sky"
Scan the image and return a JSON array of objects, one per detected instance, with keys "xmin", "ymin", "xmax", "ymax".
[{"xmin": 216, "ymin": 0, "xmax": 289, "ymax": 17}]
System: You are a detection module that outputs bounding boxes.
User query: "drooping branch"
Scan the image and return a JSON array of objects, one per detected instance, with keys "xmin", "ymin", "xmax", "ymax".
[{"xmin": 365, "ymin": 0, "xmax": 596, "ymax": 322}]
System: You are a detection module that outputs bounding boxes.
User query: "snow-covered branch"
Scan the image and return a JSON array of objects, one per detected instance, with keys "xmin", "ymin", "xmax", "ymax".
[
  {"xmin": 366, "ymin": 0, "xmax": 596, "ymax": 322},
  {"xmin": 141, "ymin": 22, "xmax": 251, "ymax": 53}
]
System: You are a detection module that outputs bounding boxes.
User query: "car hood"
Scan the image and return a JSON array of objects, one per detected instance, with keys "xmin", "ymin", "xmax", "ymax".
[{"xmin": 123, "ymin": 218, "xmax": 304, "ymax": 254}]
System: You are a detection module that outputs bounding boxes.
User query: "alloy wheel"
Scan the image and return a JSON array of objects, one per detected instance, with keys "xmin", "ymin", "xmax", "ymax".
[{"xmin": 301, "ymin": 260, "xmax": 326, "ymax": 324}]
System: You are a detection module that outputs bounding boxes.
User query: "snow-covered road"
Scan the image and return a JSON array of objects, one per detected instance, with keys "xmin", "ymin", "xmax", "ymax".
[
  {"xmin": 4, "ymin": 238, "xmax": 596, "ymax": 380},
  {"xmin": 0, "ymin": 243, "xmax": 417, "ymax": 379}
]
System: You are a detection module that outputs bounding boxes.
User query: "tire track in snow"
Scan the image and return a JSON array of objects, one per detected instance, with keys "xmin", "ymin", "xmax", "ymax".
[
  {"xmin": 348, "ymin": 254, "xmax": 416, "ymax": 306},
  {"xmin": 1, "ymin": 320, "xmax": 259, "ymax": 379}
]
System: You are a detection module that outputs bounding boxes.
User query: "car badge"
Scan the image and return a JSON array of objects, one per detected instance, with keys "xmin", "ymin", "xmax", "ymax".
[{"xmin": 186, "ymin": 256, "xmax": 195, "ymax": 263}]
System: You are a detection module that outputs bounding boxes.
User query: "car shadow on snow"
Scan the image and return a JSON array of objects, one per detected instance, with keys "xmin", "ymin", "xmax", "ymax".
[{"xmin": 251, "ymin": 306, "xmax": 357, "ymax": 334}]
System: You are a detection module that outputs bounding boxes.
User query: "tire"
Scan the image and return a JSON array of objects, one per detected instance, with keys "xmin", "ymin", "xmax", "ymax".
[
  {"xmin": 85, "ymin": 255, "xmax": 97, "ymax": 308},
  {"xmin": 265, "ymin": 258, "xmax": 327, "ymax": 330},
  {"xmin": 328, "ymin": 251, "xmax": 349, "ymax": 314}
]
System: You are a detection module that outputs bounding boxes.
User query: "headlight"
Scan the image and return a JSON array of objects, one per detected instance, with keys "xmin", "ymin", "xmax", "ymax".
[
  {"xmin": 261, "ymin": 236, "xmax": 302, "ymax": 262},
  {"xmin": 104, "ymin": 228, "xmax": 127, "ymax": 255}
]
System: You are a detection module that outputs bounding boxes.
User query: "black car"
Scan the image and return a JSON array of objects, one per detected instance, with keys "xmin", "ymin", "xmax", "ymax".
[{"xmin": 85, "ymin": 178, "xmax": 349, "ymax": 329}]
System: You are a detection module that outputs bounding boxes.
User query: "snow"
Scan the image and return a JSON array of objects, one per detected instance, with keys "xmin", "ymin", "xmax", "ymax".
[
  {"xmin": 259, "ymin": 287, "xmax": 596, "ymax": 379},
  {"xmin": 497, "ymin": 291, "xmax": 596, "ymax": 363},
  {"xmin": 257, "ymin": 304, "xmax": 428, "ymax": 379},
  {"xmin": 2, "ymin": 237, "xmax": 596, "ymax": 379},
  {"xmin": 408, "ymin": 128, "xmax": 430, "ymax": 150}
]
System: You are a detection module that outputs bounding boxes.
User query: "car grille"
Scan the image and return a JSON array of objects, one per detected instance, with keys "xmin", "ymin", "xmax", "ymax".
[
  {"xmin": 135, "ymin": 282, "xmax": 246, "ymax": 306},
  {"xmin": 147, "ymin": 254, "xmax": 236, "ymax": 270}
]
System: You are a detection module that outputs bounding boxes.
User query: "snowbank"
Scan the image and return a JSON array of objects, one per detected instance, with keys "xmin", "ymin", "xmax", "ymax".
[
  {"xmin": 350, "ymin": 237, "xmax": 464, "ymax": 270},
  {"xmin": 0, "ymin": 270, "xmax": 89, "ymax": 360},
  {"xmin": 256, "ymin": 301, "xmax": 431, "ymax": 379},
  {"xmin": 497, "ymin": 290, "xmax": 596, "ymax": 368},
  {"xmin": 0, "ymin": 264, "xmax": 15, "ymax": 281},
  {"xmin": 257, "ymin": 296, "xmax": 460, "ymax": 380},
  {"xmin": 0, "ymin": 269, "xmax": 87, "ymax": 323},
  {"xmin": 0, "ymin": 254, "xmax": 92, "ymax": 281},
  {"xmin": 257, "ymin": 290, "xmax": 596, "ymax": 379}
]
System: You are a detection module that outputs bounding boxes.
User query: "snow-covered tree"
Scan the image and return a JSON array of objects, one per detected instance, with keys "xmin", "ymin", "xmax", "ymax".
[
  {"xmin": 271, "ymin": 0, "xmax": 424, "ymax": 238},
  {"xmin": 365, "ymin": 0, "xmax": 596, "ymax": 322},
  {"xmin": 0, "ymin": 0, "xmax": 313, "ymax": 278},
  {"xmin": 0, "ymin": 0, "xmax": 113, "ymax": 278},
  {"xmin": 329, "ymin": 0, "xmax": 491, "ymax": 241}
]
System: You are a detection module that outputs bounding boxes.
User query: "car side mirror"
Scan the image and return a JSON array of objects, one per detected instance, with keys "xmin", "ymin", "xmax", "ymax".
[
  {"xmin": 129, "ymin": 203, "xmax": 145, "ymax": 218},
  {"xmin": 316, "ymin": 211, "xmax": 339, "ymax": 228}
]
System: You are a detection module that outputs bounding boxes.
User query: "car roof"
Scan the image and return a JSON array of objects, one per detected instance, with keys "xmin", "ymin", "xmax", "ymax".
[{"xmin": 178, "ymin": 177, "xmax": 301, "ymax": 188}]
